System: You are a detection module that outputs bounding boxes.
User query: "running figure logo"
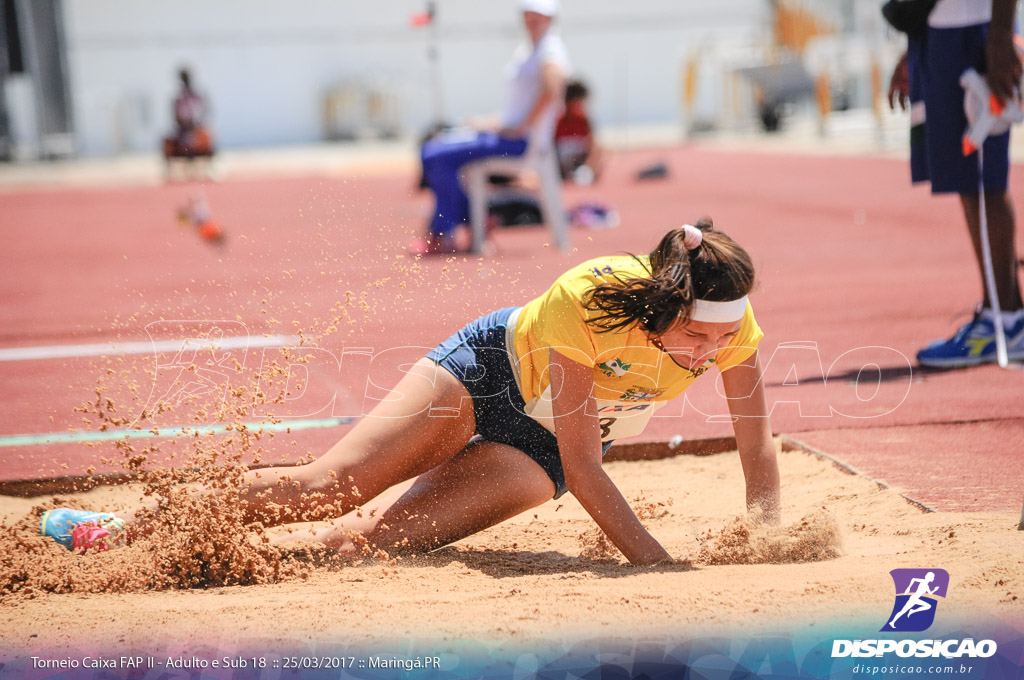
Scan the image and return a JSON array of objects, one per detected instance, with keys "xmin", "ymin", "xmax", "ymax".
[{"xmin": 881, "ymin": 568, "xmax": 950, "ymax": 632}]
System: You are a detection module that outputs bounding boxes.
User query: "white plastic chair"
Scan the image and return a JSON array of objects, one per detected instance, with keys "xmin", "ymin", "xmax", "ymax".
[{"xmin": 464, "ymin": 137, "xmax": 570, "ymax": 255}]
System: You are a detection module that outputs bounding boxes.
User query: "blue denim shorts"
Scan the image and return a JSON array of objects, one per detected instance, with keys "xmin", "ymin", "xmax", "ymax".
[{"xmin": 426, "ymin": 307, "xmax": 611, "ymax": 499}]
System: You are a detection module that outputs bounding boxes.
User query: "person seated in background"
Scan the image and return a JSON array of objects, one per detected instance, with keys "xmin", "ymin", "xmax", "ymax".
[
  {"xmin": 555, "ymin": 78, "xmax": 603, "ymax": 185},
  {"xmin": 416, "ymin": 0, "xmax": 569, "ymax": 254},
  {"xmin": 163, "ymin": 68, "xmax": 215, "ymax": 175}
]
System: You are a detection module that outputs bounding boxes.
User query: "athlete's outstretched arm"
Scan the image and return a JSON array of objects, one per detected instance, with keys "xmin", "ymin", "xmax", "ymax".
[
  {"xmin": 549, "ymin": 348, "xmax": 673, "ymax": 566},
  {"xmin": 721, "ymin": 350, "xmax": 781, "ymax": 523}
]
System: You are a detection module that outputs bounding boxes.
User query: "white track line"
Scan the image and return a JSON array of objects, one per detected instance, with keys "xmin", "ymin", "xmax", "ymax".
[
  {"xmin": 0, "ymin": 417, "xmax": 354, "ymax": 448},
  {"xmin": 0, "ymin": 335, "xmax": 301, "ymax": 362}
]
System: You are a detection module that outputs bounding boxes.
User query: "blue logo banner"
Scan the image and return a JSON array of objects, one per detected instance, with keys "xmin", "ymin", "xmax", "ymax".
[{"xmin": 2, "ymin": 624, "xmax": 1022, "ymax": 680}]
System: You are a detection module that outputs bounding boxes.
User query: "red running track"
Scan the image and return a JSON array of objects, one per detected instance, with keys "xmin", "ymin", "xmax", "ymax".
[{"xmin": 1, "ymin": 145, "xmax": 1021, "ymax": 512}]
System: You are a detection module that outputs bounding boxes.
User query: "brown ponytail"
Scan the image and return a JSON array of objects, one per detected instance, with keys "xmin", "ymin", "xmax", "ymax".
[{"xmin": 582, "ymin": 217, "xmax": 755, "ymax": 334}]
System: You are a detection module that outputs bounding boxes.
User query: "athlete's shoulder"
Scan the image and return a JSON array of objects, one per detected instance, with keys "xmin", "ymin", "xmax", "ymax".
[
  {"xmin": 731, "ymin": 301, "xmax": 763, "ymax": 351},
  {"xmin": 735, "ymin": 300, "xmax": 760, "ymax": 335}
]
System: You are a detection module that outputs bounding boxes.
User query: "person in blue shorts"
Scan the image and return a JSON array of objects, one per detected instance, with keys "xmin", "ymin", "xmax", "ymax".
[
  {"xmin": 890, "ymin": 0, "xmax": 1024, "ymax": 367},
  {"xmin": 43, "ymin": 220, "xmax": 780, "ymax": 567}
]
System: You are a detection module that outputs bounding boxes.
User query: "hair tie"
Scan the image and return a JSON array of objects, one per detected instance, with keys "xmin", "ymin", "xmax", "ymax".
[{"xmin": 681, "ymin": 224, "xmax": 703, "ymax": 250}]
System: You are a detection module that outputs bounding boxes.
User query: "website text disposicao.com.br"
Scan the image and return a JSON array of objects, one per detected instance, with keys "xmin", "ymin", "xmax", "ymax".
[
  {"xmin": 835, "ymin": 637, "xmax": 997, "ymax": 676},
  {"xmin": 850, "ymin": 662, "xmax": 979, "ymax": 675}
]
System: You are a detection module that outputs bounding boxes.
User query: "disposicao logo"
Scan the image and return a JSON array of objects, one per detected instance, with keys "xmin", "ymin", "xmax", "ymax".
[
  {"xmin": 882, "ymin": 568, "xmax": 949, "ymax": 632},
  {"xmin": 831, "ymin": 569, "xmax": 998, "ymax": 659}
]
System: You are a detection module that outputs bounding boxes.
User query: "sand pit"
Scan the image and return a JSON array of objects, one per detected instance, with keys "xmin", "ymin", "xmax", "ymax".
[{"xmin": 1, "ymin": 446, "xmax": 1021, "ymax": 659}]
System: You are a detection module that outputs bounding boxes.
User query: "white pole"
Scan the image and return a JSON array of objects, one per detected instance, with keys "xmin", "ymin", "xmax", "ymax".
[{"xmin": 976, "ymin": 146, "xmax": 1010, "ymax": 367}]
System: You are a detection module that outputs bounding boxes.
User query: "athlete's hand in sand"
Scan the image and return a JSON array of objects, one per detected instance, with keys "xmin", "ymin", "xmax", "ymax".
[
  {"xmin": 748, "ymin": 500, "xmax": 781, "ymax": 526},
  {"xmin": 626, "ymin": 546, "xmax": 675, "ymax": 567},
  {"xmin": 722, "ymin": 351, "xmax": 782, "ymax": 526}
]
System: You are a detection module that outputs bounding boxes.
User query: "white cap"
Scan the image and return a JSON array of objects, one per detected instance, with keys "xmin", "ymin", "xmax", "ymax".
[{"xmin": 521, "ymin": 0, "xmax": 559, "ymax": 16}]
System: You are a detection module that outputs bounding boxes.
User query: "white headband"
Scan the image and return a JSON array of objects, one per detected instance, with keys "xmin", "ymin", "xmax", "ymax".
[{"xmin": 692, "ymin": 297, "xmax": 748, "ymax": 323}]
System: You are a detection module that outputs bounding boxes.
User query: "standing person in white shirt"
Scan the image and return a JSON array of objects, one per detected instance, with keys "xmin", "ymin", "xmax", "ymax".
[
  {"xmin": 889, "ymin": 0, "xmax": 1024, "ymax": 367},
  {"xmin": 417, "ymin": 0, "xmax": 570, "ymax": 254}
]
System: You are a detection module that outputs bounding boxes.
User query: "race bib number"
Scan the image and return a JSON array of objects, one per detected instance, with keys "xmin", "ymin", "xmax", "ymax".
[
  {"xmin": 592, "ymin": 399, "xmax": 658, "ymax": 440},
  {"xmin": 525, "ymin": 388, "xmax": 661, "ymax": 442}
]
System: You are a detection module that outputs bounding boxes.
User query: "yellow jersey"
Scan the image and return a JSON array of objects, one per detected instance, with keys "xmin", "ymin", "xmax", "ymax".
[{"xmin": 510, "ymin": 255, "xmax": 763, "ymax": 440}]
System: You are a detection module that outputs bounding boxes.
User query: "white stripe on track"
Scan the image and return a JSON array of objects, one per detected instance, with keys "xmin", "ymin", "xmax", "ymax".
[
  {"xmin": 0, "ymin": 417, "xmax": 354, "ymax": 448},
  {"xmin": 0, "ymin": 335, "xmax": 301, "ymax": 362}
]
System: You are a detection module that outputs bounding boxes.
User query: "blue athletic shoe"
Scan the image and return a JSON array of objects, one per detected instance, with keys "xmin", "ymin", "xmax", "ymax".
[
  {"xmin": 917, "ymin": 309, "xmax": 1024, "ymax": 368},
  {"xmin": 40, "ymin": 508, "xmax": 126, "ymax": 552}
]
